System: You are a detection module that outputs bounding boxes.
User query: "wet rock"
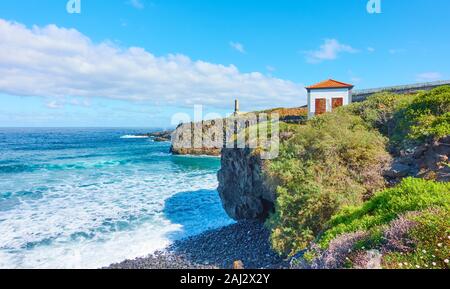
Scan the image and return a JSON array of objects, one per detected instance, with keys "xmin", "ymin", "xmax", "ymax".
[{"xmin": 141, "ymin": 131, "xmax": 173, "ymax": 142}]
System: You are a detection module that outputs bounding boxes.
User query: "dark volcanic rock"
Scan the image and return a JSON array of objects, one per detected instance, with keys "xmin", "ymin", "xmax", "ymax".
[
  {"xmin": 384, "ymin": 161, "xmax": 412, "ymax": 178},
  {"xmin": 417, "ymin": 135, "xmax": 450, "ymax": 182},
  {"xmin": 171, "ymin": 221, "xmax": 288, "ymax": 269},
  {"xmin": 143, "ymin": 130, "xmax": 173, "ymax": 142},
  {"xmin": 217, "ymin": 148, "xmax": 275, "ymax": 221},
  {"xmin": 385, "ymin": 135, "xmax": 450, "ymax": 183},
  {"xmin": 106, "ymin": 221, "xmax": 288, "ymax": 269},
  {"xmin": 107, "ymin": 251, "xmax": 216, "ymax": 269}
]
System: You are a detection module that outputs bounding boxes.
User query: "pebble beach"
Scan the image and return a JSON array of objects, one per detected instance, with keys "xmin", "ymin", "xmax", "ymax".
[{"xmin": 107, "ymin": 221, "xmax": 289, "ymax": 269}]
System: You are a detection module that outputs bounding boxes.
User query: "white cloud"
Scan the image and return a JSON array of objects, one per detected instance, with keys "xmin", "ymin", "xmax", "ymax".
[
  {"xmin": 305, "ymin": 39, "xmax": 358, "ymax": 63},
  {"xmin": 128, "ymin": 0, "xmax": 144, "ymax": 9},
  {"xmin": 0, "ymin": 19, "xmax": 306, "ymax": 110},
  {"xmin": 229, "ymin": 41, "xmax": 246, "ymax": 54},
  {"xmin": 45, "ymin": 97, "xmax": 90, "ymax": 110},
  {"xmin": 416, "ymin": 72, "xmax": 443, "ymax": 82},
  {"xmin": 46, "ymin": 101, "xmax": 63, "ymax": 109},
  {"xmin": 367, "ymin": 47, "xmax": 375, "ymax": 53}
]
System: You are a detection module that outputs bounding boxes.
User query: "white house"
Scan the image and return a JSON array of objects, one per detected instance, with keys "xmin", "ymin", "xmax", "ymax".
[{"xmin": 306, "ymin": 79, "xmax": 354, "ymax": 119}]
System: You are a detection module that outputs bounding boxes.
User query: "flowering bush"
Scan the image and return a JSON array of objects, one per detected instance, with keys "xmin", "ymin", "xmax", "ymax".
[
  {"xmin": 383, "ymin": 213, "xmax": 419, "ymax": 253},
  {"xmin": 383, "ymin": 208, "xmax": 449, "ymax": 269},
  {"xmin": 311, "ymin": 231, "xmax": 368, "ymax": 269}
]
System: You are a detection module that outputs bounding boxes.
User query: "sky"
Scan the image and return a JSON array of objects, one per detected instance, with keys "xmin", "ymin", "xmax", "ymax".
[{"xmin": 0, "ymin": 0, "xmax": 449, "ymax": 127}]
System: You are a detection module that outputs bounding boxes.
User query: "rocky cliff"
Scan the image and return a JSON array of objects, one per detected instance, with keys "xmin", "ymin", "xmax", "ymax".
[
  {"xmin": 217, "ymin": 148, "xmax": 275, "ymax": 220},
  {"xmin": 170, "ymin": 121, "xmax": 223, "ymax": 156},
  {"xmin": 170, "ymin": 107, "xmax": 307, "ymax": 157},
  {"xmin": 216, "ymin": 135, "xmax": 449, "ymax": 222}
]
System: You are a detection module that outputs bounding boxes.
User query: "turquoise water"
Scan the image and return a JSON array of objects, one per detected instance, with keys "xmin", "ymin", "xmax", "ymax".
[{"xmin": 0, "ymin": 128, "xmax": 233, "ymax": 268}]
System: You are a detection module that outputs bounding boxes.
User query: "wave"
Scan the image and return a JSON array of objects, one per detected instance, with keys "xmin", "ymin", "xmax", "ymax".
[
  {"xmin": 0, "ymin": 157, "xmax": 165, "ymax": 174},
  {"xmin": 120, "ymin": 135, "xmax": 149, "ymax": 139},
  {"xmin": 0, "ymin": 128, "xmax": 230, "ymax": 268}
]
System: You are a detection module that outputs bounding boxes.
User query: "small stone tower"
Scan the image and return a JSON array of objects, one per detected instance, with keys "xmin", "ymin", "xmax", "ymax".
[{"xmin": 234, "ymin": 99, "xmax": 240, "ymax": 115}]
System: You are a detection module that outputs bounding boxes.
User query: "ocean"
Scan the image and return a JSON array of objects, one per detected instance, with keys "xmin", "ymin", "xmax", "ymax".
[{"xmin": 0, "ymin": 128, "xmax": 234, "ymax": 269}]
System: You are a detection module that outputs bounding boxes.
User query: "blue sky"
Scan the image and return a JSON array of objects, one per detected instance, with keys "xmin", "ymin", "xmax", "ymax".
[{"xmin": 0, "ymin": 0, "xmax": 449, "ymax": 127}]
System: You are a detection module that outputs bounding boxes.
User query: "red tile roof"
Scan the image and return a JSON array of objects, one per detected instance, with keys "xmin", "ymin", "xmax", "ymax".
[{"xmin": 306, "ymin": 79, "xmax": 354, "ymax": 89}]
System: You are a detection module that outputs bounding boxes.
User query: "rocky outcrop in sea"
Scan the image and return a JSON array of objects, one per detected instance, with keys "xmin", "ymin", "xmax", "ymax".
[
  {"xmin": 170, "ymin": 121, "xmax": 224, "ymax": 156},
  {"xmin": 140, "ymin": 130, "xmax": 173, "ymax": 142}
]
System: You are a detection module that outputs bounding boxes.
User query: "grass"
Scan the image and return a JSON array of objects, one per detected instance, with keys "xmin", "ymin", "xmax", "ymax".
[{"xmin": 318, "ymin": 178, "xmax": 450, "ymax": 248}]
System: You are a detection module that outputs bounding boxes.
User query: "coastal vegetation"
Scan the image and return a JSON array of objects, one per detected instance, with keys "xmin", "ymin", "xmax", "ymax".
[
  {"xmin": 312, "ymin": 178, "xmax": 450, "ymax": 269},
  {"xmin": 265, "ymin": 86, "xmax": 450, "ymax": 268},
  {"xmin": 345, "ymin": 86, "xmax": 450, "ymax": 150},
  {"xmin": 267, "ymin": 111, "xmax": 391, "ymax": 255}
]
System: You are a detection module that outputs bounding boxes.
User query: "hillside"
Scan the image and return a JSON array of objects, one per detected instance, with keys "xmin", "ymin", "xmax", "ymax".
[{"xmin": 217, "ymin": 86, "xmax": 450, "ymax": 269}]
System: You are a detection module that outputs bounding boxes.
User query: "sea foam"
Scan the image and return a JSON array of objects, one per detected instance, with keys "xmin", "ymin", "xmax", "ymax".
[
  {"xmin": 0, "ymin": 128, "xmax": 233, "ymax": 269},
  {"xmin": 120, "ymin": 135, "xmax": 149, "ymax": 139}
]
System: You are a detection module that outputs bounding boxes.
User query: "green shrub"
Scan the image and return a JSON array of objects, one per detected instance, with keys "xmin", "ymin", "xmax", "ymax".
[
  {"xmin": 266, "ymin": 86, "xmax": 450, "ymax": 258},
  {"xmin": 390, "ymin": 86, "xmax": 450, "ymax": 147},
  {"xmin": 344, "ymin": 86, "xmax": 450, "ymax": 150},
  {"xmin": 409, "ymin": 111, "xmax": 450, "ymax": 140},
  {"xmin": 267, "ymin": 111, "xmax": 391, "ymax": 256},
  {"xmin": 319, "ymin": 178, "xmax": 450, "ymax": 248},
  {"xmin": 343, "ymin": 92, "xmax": 414, "ymax": 135}
]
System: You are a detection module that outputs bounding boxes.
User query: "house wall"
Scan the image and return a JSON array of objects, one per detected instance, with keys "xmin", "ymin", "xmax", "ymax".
[{"xmin": 307, "ymin": 88, "xmax": 351, "ymax": 119}]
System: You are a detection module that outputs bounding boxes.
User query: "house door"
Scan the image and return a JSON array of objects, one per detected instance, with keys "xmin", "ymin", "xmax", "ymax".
[
  {"xmin": 315, "ymin": 98, "xmax": 326, "ymax": 115},
  {"xmin": 332, "ymin": 98, "xmax": 343, "ymax": 110}
]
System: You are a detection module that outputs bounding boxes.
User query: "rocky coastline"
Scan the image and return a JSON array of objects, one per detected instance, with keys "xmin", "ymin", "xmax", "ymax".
[
  {"xmin": 140, "ymin": 130, "xmax": 173, "ymax": 142},
  {"xmin": 125, "ymin": 97, "xmax": 449, "ymax": 270},
  {"xmin": 107, "ymin": 221, "xmax": 289, "ymax": 269}
]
